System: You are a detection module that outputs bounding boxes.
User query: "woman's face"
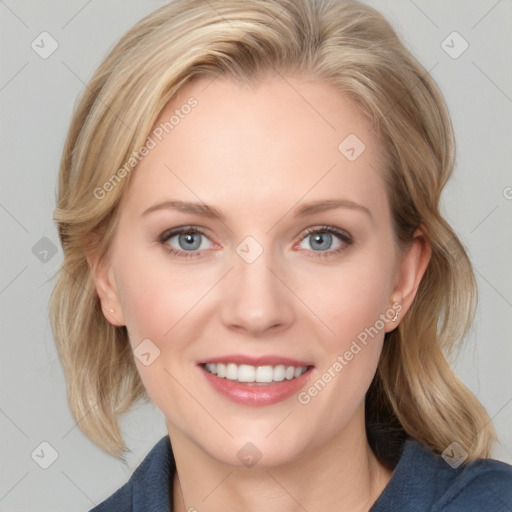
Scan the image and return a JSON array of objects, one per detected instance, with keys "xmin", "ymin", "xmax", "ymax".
[{"xmin": 96, "ymin": 74, "xmax": 420, "ymax": 467}]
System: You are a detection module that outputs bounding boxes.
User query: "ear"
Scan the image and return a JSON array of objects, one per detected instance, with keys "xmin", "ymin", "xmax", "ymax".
[
  {"xmin": 86, "ymin": 248, "xmax": 126, "ymax": 327},
  {"xmin": 385, "ymin": 226, "xmax": 431, "ymax": 332}
]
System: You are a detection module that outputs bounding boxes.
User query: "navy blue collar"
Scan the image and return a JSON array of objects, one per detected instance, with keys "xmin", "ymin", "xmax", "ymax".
[
  {"xmin": 131, "ymin": 436, "xmax": 175, "ymax": 512},
  {"xmin": 91, "ymin": 435, "xmax": 512, "ymax": 511}
]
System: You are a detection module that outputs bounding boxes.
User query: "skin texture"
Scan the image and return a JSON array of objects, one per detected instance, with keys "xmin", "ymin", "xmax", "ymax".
[{"xmin": 89, "ymin": 73, "xmax": 431, "ymax": 512}]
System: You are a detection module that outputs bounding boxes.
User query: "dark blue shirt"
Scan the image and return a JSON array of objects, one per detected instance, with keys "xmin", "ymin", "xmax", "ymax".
[{"xmin": 90, "ymin": 436, "xmax": 512, "ymax": 511}]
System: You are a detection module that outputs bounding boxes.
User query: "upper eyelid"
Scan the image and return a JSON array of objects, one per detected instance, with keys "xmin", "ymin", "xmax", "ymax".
[{"xmin": 301, "ymin": 225, "xmax": 352, "ymax": 239}]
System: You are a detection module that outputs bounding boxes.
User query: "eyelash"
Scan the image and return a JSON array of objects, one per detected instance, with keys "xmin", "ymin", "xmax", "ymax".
[{"xmin": 157, "ymin": 225, "xmax": 353, "ymax": 260}]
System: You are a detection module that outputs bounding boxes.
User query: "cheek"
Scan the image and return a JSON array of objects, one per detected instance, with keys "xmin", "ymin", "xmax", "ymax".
[
  {"xmin": 295, "ymin": 260, "xmax": 391, "ymax": 426},
  {"xmin": 300, "ymin": 250, "xmax": 394, "ymax": 352},
  {"xmin": 114, "ymin": 244, "xmax": 211, "ymax": 345},
  {"xmin": 112, "ymin": 248, "xmax": 202, "ymax": 411},
  {"xmin": 316, "ymin": 248, "xmax": 395, "ymax": 405}
]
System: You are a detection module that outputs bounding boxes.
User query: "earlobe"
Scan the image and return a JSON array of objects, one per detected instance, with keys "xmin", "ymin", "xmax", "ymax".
[{"xmin": 85, "ymin": 249, "xmax": 126, "ymax": 327}]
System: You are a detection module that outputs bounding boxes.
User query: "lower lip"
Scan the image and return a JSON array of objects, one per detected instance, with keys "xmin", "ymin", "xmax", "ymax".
[{"xmin": 200, "ymin": 365, "xmax": 314, "ymax": 406}]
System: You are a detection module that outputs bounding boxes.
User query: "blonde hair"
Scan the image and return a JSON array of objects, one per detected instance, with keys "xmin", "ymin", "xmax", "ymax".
[{"xmin": 49, "ymin": 0, "xmax": 496, "ymax": 462}]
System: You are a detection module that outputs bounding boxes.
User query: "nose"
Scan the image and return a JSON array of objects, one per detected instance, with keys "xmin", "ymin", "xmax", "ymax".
[{"xmin": 219, "ymin": 244, "xmax": 295, "ymax": 337}]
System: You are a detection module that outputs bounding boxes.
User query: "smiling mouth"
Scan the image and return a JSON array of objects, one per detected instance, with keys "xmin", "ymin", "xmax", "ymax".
[{"xmin": 201, "ymin": 362, "xmax": 312, "ymax": 384}]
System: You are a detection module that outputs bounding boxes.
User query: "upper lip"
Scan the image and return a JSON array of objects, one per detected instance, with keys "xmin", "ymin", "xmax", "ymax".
[{"xmin": 197, "ymin": 354, "xmax": 314, "ymax": 367}]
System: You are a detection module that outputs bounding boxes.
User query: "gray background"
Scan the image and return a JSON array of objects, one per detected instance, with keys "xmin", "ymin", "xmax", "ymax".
[{"xmin": 1, "ymin": 0, "xmax": 511, "ymax": 510}]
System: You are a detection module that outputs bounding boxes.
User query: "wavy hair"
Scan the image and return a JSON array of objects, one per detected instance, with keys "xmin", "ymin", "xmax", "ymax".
[{"xmin": 49, "ymin": 0, "xmax": 496, "ymax": 461}]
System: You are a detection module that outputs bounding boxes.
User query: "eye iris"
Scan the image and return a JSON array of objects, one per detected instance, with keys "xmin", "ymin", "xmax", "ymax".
[
  {"xmin": 179, "ymin": 232, "xmax": 201, "ymax": 251},
  {"xmin": 310, "ymin": 232, "xmax": 332, "ymax": 251}
]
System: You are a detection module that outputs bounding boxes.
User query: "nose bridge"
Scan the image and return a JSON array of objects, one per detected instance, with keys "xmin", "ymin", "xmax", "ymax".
[{"xmin": 219, "ymin": 234, "xmax": 295, "ymax": 334}]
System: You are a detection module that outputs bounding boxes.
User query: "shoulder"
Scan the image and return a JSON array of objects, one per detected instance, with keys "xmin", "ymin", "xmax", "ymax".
[
  {"xmin": 436, "ymin": 454, "xmax": 512, "ymax": 511},
  {"xmin": 90, "ymin": 481, "xmax": 133, "ymax": 512},
  {"xmin": 89, "ymin": 435, "xmax": 174, "ymax": 512},
  {"xmin": 371, "ymin": 439, "xmax": 512, "ymax": 512}
]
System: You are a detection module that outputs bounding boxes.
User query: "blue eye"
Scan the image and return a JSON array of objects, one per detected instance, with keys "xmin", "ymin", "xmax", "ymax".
[
  {"xmin": 304, "ymin": 231, "xmax": 336, "ymax": 251},
  {"xmin": 158, "ymin": 225, "xmax": 353, "ymax": 259},
  {"xmin": 159, "ymin": 227, "xmax": 213, "ymax": 258},
  {"xmin": 173, "ymin": 232, "xmax": 203, "ymax": 251},
  {"xmin": 298, "ymin": 226, "xmax": 352, "ymax": 257}
]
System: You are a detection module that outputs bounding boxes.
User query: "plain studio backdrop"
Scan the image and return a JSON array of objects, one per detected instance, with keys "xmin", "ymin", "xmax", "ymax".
[{"xmin": 0, "ymin": 1, "xmax": 511, "ymax": 511}]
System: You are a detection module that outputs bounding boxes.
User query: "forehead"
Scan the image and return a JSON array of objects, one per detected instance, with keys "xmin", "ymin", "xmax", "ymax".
[{"xmin": 122, "ymin": 74, "xmax": 389, "ymax": 220}]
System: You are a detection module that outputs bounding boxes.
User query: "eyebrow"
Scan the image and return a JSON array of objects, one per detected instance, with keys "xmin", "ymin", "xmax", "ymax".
[{"xmin": 141, "ymin": 198, "xmax": 373, "ymax": 222}]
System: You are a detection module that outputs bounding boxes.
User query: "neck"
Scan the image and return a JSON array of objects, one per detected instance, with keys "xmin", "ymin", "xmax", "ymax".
[{"xmin": 169, "ymin": 410, "xmax": 393, "ymax": 512}]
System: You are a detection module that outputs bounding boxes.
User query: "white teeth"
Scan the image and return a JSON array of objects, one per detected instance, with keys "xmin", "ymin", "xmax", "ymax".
[
  {"xmin": 256, "ymin": 365, "xmax": 273, "ymax": 383},
  {"xmin": 238, "ymin": 364, "xmax": 255, "ymax": 382},
  {"xmin": 226, "ymin": 363, "xmax": 238, "ymax": 380},
  {"xmin": 216, "ymin": 363, "xmax": 226, "ymax": 378},
  {"xmin": 202, "ymin": 362, "xmax": 309, "ymax": 383},
  {"xmin": 205, "ymin": 363, "xmax": 216, "ymax": 374},
  {"xmin": 273, "ymin": 364, "xmax": 285, "ymax": 382}
]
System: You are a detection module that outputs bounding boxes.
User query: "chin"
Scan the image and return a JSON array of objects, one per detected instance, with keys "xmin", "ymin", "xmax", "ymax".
[{"xmin": 209, "ymin": 439, "xmax": 308, "ymax": 470}]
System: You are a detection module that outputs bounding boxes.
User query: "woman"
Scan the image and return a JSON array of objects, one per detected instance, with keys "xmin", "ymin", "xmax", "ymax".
[{"xmin": 49, "ymin": 0, "xmax": 512, "ymax": 510}]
